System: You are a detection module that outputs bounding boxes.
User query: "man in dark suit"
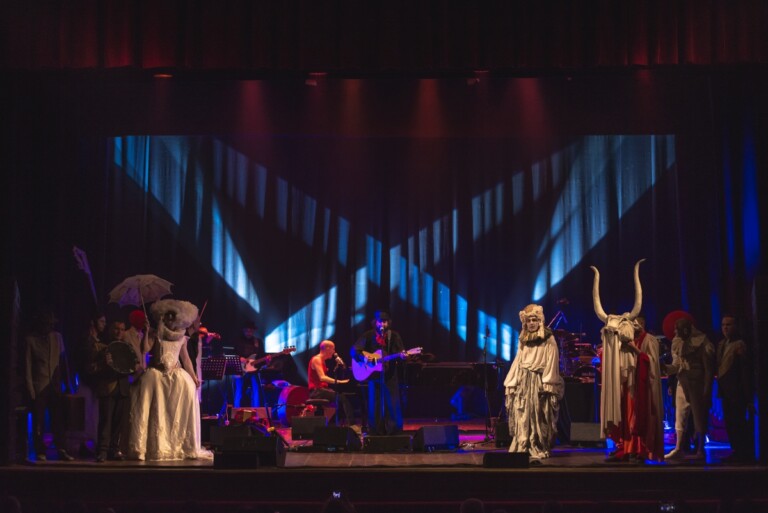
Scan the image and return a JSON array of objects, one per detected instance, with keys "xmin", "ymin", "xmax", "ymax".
[{"xmin": 87, "ymin": 320, "xmax": 131, "ymax": 462}]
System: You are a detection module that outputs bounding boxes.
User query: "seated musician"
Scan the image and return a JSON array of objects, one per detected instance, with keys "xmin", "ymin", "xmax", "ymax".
[{"xmin": 308, "ymin": 340, "xmax": 358, "ymax": 433}]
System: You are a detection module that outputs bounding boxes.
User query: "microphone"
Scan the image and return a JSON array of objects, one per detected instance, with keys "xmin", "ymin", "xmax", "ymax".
[{"xmin": 333, "ymin": 353, "xmax": 345, "ymax": 367}]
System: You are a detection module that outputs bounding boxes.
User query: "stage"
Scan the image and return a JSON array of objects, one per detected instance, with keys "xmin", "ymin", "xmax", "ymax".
[{"xmin": 2, "ymin": 418, "xmax": 766, "ymax": 513}]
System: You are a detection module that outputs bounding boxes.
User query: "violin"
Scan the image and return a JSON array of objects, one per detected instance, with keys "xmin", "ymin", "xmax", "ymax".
[{"xmin": 198, "ymin": 326, "xmax": 222, "ymax": 340}]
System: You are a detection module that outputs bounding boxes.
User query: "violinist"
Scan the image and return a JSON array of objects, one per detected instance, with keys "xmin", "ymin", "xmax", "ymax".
[{"xmin": 186, "ymin": 320, "xmax": 222, "ymax": 399}]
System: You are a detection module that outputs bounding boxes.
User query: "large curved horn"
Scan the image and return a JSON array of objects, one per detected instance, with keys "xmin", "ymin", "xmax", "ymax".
[
  {"xmin": 590, "ymin": 266, "xmax": 608, "ymax": 322},
  {"xmin": 628, "ymin": 259, "xmax": 646, "ymax": 320}
]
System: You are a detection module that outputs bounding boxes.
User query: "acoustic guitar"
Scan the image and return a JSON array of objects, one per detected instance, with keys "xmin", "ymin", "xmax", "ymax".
[
  {"xmin": 241, "ymin": 346, "xmax": 296, "ymax": 373},
  {"xmin": 352, "ymin": 347, "xmax": 422, "ymax": 381}
]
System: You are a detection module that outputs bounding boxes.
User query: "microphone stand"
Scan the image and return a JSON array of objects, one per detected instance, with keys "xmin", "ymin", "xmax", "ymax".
[{"xmin": 482, "ymin": 327, "xmax": 493, "ymax": 443}]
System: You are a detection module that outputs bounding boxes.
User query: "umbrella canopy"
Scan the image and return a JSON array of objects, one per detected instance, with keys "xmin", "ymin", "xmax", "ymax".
[{"xmin": 108, "ymin": 274, "xmax": 173, "ymax": 308}]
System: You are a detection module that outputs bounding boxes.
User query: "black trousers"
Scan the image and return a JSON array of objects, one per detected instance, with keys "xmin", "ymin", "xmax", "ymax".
[
  {"xmin": 97, "ymin": 388, "xmax": 129, "ymax": 454},
  {"xmin": 31, "ymin": 385, "xmax": 66, "ymax": 454}
]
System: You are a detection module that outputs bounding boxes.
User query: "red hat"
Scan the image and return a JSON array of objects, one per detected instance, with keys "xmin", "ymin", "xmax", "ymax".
[
  {"xmin": 128, "ymin": 310, "xmax": 147, "ymax": 330},
  {"xmin": 662, "ymin": 310, "xmax": 695, "ymax": 340}
]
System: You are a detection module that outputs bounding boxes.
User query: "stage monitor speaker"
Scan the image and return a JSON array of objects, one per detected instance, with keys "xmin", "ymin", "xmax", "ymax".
[
  {"xmin": 214, "ymin": 434, "xmax": 286, "ymax": 468},
  {"xmin": 208, "ymin": 424, "xmax": 251, "ymax": 449},
  {"xmin": 200, "ymin": 416, "xmax": 219, "ymax": 444},
  {"xmin": 494, "ymin": 419, "xmax": 512, "ymax": 448},
  {"xmin": 413, "ymin": 425, "xmax": 459, "ymax": 452},
  {"xmin": 312, "ymin": 426, "xmax": 362, "ymax": 452},
  {"xmin": 569, "ymin": 422, "xmax": 604, "ymax": 446},
  {"xmin": 483, "ymin": 452, "xmax": 529, "ymax": 468},
  {"xmin": 363, "ymin": 435, "xmax": 413, "ymax": 453},
  {"xmin": 291, "ymin": 416, "xmax": 327, "ymax": 440}
]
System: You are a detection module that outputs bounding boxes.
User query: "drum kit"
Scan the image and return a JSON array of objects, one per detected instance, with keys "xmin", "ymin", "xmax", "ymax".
[{"xmin": 554, "ymin": 329, "xmax": 600, "ymax": 382}]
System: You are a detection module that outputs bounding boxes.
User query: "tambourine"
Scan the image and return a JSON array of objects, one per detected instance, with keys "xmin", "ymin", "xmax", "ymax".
[{"xmin": 106, "ymin": 341, "xmax": 140, "ymax": 374}]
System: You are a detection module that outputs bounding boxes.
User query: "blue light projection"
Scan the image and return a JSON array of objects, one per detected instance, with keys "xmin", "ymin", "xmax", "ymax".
[
  {"xmin": 477, "ymin": 310, "xmax": 497, "ymax": 358},
  {"xmin": 533, "ymin": 135, "xmax": 674, "ymax": 300},
  {"xmin": 355, "ymin": 267, "xmax": 368, "ymax": 312},
  {"xmin": 113, "ymin": 133, "xmax": 674, "ymax": 364},
  {"xmin": 472, "ymin": 184, "xmax": 504, "ymax": 241},
  {"xmin": 293, "ymin": 186, "xmax": 317, "ymax": 247},
  {"xmin": 265, "ymin": 286, "xmax": 337, "ymax": 360},
  {"xmin": 337, "ymin": 217, "xmax": 350, "ymax": 267},
  {"xmin": 366, "ymin": 235, "xmax": 382, "ymax": 287},
  {"xmin": 501, "ymin": 323, "xmax": 514, "ymax": 361},
  {"xmin": 211, "ymin": 199, "xmax": 261, "ymax": 312}
]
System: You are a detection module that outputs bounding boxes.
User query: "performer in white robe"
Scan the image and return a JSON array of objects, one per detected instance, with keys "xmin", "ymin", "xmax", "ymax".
[
  {"xmin": 504, "ymin": 304, "xmax": 564, "ymax": 460},
  {"xmin": 127, "ymin": 299, "xmax": 211, "ymax": 461}
]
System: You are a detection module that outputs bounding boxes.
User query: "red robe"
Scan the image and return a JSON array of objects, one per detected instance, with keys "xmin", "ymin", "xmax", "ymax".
[{"xmin": 610, "ymin": 330, "xmax": 665, "ymax": 461}]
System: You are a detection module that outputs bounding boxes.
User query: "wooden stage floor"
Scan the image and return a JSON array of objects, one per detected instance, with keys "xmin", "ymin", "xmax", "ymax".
[{"xmin": 2, "ymin": 417, "xmax": 767, "ymax": 513}]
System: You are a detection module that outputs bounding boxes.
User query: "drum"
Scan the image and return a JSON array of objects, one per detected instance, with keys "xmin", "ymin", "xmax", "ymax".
[
  {"xmin": 275, "ymin": 385, "xmax": 309, "ymax": 427},
  {"xmin": 573, "ymin": 365, "xmax": 599, "ymax": 383},
  {"xmin": 106, "ymin": 341, "xmax": 140, "ymax": 374}
]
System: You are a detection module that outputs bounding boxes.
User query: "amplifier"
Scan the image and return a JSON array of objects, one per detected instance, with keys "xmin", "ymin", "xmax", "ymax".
[
  {"xmin": 569, "ymin": 422, "xmax": 604, "ymax": 446},
  {"xmin": 363, "ymin": 435, "xmax": 413, "ymax": 453},
  {"xmin": 313, "ymin": 426, "xmax": 362, "ymax": 452},
  {"xmin": 291, "ymin": 416, "xmax": 326, "ymax": 440},
  {"xmin": 413, "ymin": 425, "xmax": 459, "ymax": 452}
]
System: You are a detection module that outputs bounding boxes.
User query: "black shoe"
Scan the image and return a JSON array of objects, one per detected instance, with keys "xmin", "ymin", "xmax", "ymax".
[
  {"xmin": 58, "ymin": 449, "xmax": 75, "ymax": 461},
  {"xmin": 96, "ymin": 452, "xmax": 107, "ymax": 463},
  {"xmin": 108, "ymin": 451, "xmax": 125, "ymax": 461}
]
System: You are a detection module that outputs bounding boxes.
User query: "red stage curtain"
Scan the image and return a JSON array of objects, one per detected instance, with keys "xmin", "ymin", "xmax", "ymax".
[{"xmin": 2, "ymin": 1, "xmax": 767, "ymax": 72}]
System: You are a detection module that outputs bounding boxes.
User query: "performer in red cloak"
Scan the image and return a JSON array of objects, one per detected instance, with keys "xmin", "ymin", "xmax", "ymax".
[{"xmin": 605, "ymin": 314, "xmax": 665, "ymax": 462}]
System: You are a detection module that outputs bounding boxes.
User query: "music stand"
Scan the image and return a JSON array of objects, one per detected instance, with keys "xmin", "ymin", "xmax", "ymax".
[
  {"xmin": 201, "ymin": 357, "xmax": 226, "ymax": 416},
  {"xmin": 201, "ymin": 356, "xmax": 226, "ymax": 381},
  {"xmin": 224, "ymin": 355, "xmax": 244, "ymax": 375}
]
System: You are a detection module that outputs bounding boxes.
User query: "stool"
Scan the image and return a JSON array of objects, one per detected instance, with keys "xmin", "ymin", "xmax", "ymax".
[{"xmin": 303, "ymin": 398, "xmax": 330, "ymax": 417}]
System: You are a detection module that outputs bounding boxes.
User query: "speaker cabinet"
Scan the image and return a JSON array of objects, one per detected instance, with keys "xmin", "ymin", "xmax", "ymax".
[
  {"xmin": 214, "ymin": 434, "xmax": 286, "ymax": 468},
  {"xmin": 208, "ymin": 424, "xmax": 251, "ymax": 449},
  {"xmin": 569, "ymin": 422, "xmax": 604, "ymax": 446},
  {"xmin": 483, "ymin": 451, "xmax": 530, "ymax": 468},
  {"xmin": 363, "ymin": 435, "xmax": 413, "ymax": 453},
  {"xmin": 413, "ymin": 425, "xmax": 459, "ymax": 452},
  {"xmin": 291, "ymin": 416, "xmax": 327, "ymax": 440},
  {"xmin": 312, "ymin": 426, "xmax": 362, "ymax": 452},
  {"xmin": 494, "ymin": 419, "xmax": 512, "ymax": 448}
]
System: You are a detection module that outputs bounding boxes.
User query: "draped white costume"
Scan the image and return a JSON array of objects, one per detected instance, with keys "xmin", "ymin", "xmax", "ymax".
[
  {"xmin": 504, "ymin": 325, "xmax": 564, "ymax": 460},
  {"xmin": 126, "ymin": 300, "xmax": 211, "ymax": 461},
  {"xmin": 127, "ymin": 337, "xmax": 210, "ymax": 461}
]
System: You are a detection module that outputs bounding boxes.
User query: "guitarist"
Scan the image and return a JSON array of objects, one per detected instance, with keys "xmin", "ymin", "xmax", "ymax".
[
  {"xmin": 233, "ymin": 320, "xmax": 266, "ymax": 408},
  {"xmin": 351, "ymin": 310, "xmax": 405, "ymax": 435}
]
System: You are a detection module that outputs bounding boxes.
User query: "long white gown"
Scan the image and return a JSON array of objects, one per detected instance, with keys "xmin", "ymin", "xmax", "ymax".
[
  {"xmin": 127, "ymin": 337, "xmax": 210, "ymax": 461},
  {"xmin": 504, "ymin": 334, "xmax": 564, "ymax": 459}
]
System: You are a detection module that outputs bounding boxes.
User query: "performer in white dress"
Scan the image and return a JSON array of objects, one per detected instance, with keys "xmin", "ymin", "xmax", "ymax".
[
  {"xmin": 504, "ymin": 304, "xmax": 564, "ymax": 460},
  {"xmin": 127, "ymin": 299, "xmax": 211, "ymax": 461}
]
